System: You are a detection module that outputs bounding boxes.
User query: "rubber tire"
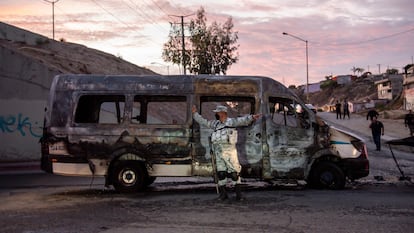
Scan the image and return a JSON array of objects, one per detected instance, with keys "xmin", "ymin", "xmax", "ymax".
[
  {"xmin": 112, "ymin": 161, "xmax": 146, "ymax": 193},
  {"xmin": 308, "ymin": 161, "xmax": 345, "ymax": 190}
]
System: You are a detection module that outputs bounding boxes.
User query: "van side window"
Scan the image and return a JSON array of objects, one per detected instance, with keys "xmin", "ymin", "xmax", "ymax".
[
  {"xmin": 200, "ymin": 96, "xmax": 254, "ymax": 118},
  {"xmin": 269, "ymin": 97, "xmax": 299, "ymax": 128},
  {"xmin": 133, "ymin": 95, "xmax": 187, "ymax": 125},
  {"xmin": 269, "ymin": 97, "xmax": 311, "ymax": 129},
  {"xmin": 74, "ymin": 95, "xmax": 125, "ymax": 124}
]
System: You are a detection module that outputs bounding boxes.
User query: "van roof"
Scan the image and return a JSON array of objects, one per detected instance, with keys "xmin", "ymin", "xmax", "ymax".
[{"xmin": 50, "ymin": 74, "xmax": 298, "ymax": 99}]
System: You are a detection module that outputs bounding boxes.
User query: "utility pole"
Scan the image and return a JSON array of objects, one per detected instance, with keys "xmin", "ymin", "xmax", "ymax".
[
  {"xmin": 170, "ymin": 14, "xmax": 194, "ymax": 75},
  {"xmin": 377, "ymin": 64, "xmax": 381, "ymax": 74},
  {"xmin": 43, "ymin": 0, "xmax": 60, "ymax": 40},
  {"xmin": 180, "ymin": 16, "xmax": 186, "ymax": 75}
]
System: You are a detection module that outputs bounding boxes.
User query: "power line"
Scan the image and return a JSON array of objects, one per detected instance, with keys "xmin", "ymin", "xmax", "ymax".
[
  {"xmin": 90, "ymin": 0, "xmax": 135, "ymax": 31},
  {"xmin": 312, "ymin": 27, "xmax": 414, "ymax": 48},
  {"xmin": 146, "ymin": 0, "xmax": 172, "ymax": 19},
  {"xmin": 89, "ymin": 0, "xmax": 159, "ymax": 46},
  {"xmin": 124, "ymin": 0, "xmax": 170, "ymax": 34}
]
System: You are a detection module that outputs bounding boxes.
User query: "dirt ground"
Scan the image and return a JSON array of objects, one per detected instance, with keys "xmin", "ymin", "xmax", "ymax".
[{"xmin": 0, "ymin": 179, "xmax": 413, "ymax": 233}]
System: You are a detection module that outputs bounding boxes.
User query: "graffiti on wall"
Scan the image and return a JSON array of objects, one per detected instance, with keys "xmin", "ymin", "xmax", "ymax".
[{"xmin": 0, "ymin": 113, "xmax": 42, "ymax": 138}]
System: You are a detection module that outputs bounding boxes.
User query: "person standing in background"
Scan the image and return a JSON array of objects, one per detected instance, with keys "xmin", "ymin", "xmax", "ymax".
[
  {"xmin": 369, "ymin": 116, "xmax": 384, "ymax": 151},
  {"xmin": 404, "ymin": 109, "xmax": 414, "ymax": 136},
  {"xmin": 335, "ymin": 100, "xmax": 342, "ymax": 119},
  {"xmin": 366, "ymin": 108, "xmax": 379, "ymax": 121},
  {"xmin": 343, "ymin": 99, "xmax": 350, "ymax": 119}
]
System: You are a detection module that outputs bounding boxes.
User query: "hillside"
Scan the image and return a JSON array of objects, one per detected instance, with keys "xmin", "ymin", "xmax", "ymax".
[
  {"xmin": 0, "ymin": 29, "xmax": 156, "ymax": 76},
  {"xmin": 307, "ymin": 79, "xmax": 378, "ymax": 108},
  {"xmin": 298, "ymin": 79, "xmax": 405, "ymax": 119}
]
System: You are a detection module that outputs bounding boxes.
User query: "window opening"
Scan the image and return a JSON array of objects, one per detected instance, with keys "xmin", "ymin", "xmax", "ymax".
[
  {"xmin": 199, "ymin": 96, "xmax": 255, "ymax": 120},
  {"xmin": 74, "ymin": 95, "xmax": 125, "ymax": 124},
  {"xmin": 269, "ymin": 97, "xmax": 310, "ymax": 128},
  {"xmin": 133, "ymin": 95, "xmax": 187, "ymax": 125}
]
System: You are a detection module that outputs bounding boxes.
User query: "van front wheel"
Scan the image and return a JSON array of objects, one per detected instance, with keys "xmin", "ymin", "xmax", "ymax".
[
  {"xmin": 308, "ymin": 162, "xmax": 345, "ymax": 190},
  {"xmin": 112, "ymin": 161, "xmax": 146, "ymax": 193}
]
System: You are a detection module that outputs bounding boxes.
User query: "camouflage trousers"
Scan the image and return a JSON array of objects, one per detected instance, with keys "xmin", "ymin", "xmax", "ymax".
[{"xmin": 212, "ymin": 143, "xmax": 242, "ymax": 186}]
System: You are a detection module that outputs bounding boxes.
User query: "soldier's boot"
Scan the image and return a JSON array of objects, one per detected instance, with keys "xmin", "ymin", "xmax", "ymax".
[
  {"xmin": 235, "ymin": 184, "xmax": 244, "ymax": 201},
  {"xmin": 218, "ymin": 185, "xmax": 228, "ymax": 201}
]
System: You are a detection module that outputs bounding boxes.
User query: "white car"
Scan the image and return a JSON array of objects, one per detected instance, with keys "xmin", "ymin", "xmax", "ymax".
[{"xmin": 306, "ymin": 104, "xmax": 317, "ymax": 113}]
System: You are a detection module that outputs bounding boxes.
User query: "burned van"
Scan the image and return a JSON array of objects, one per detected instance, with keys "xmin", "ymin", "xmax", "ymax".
[{"xmin": 41, "ymin": 74, "xmax": 369, "ymax": 192}]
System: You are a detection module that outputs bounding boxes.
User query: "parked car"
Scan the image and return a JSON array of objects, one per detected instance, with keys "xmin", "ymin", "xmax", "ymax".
[{"xmin": 306, "ymin": 104, "xmax": 317, "ymax": 113}]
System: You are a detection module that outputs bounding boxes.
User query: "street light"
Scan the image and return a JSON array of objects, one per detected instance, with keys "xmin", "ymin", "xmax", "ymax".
[
  {"xmin": 150, "ymin": 62, "xmax": 170, "ymax": 75},
  {"xmin": 43, "ymin": 0, "xmax": 60, "ymax": 40},
  {"xmin": 282, "ymin": 32, "xmax": 309, "ymax": 102}
]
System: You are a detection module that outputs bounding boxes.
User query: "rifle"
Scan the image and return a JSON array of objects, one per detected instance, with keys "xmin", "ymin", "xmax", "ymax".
[{"xmin": 209, "ymin": 136, "xmax": 219, "ymax": 194}]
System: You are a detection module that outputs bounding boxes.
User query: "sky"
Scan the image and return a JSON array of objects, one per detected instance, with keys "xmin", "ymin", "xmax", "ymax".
[{"xmin": 1, "ymin": 0, "xmax": 414, "ymax": 86}]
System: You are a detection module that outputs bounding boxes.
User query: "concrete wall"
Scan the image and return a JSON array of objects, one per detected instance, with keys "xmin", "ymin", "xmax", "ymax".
[
  {"xmin": 0, "ymin": 22, "xmax": 49, "ymax": 45},
  {"xmin": 1, "ymin": 22, "xmax": 153, "ymax": 161},
  {"xmin": 0, "ymin": 22, "xmax": 58, "ymax": 161}
]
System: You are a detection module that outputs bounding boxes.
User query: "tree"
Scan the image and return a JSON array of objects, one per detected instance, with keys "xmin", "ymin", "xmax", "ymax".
[
  {"xmin": 386, "ymin": 68, "xmax": 399, "ymax": 75},
  {"xmin": 351, "ymin": 66, "xmax": 364, "ymax": 76},
  {"xmin": 162, "ymin": 7, "xmax": 239, "ymax": 75}
]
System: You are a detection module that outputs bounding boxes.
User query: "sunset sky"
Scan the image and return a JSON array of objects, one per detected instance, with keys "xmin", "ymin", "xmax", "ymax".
[{"xmin": 1, "ymin": 0, "xmax": 413, "ymax": 86}]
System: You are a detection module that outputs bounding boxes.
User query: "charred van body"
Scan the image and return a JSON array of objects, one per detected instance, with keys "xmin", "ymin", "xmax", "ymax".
[{"xmin": 41, "ymin": 75, "xmax": 369, "ymax": 192}]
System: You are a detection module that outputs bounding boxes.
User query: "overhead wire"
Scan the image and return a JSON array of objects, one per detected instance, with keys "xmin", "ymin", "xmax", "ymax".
[
  {"xmin": 146, "ymin": 0, "xmax": 174, "ymax": 20},
  {"xmin": 310, "ymin": 27, "xmax": 414, "ymax": 50},
  {"xmin": 89, "ymin": 0, "xmax": 162, "ymax": 46},
  {"xmin": 124, "ymin": 0, "xmax": 171, "ymax": 34}
]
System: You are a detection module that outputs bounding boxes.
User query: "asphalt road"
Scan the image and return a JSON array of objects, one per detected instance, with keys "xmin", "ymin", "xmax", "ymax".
[{"xmin": 0, "ymin": 175, "xmax": 413, "ymax": 233}]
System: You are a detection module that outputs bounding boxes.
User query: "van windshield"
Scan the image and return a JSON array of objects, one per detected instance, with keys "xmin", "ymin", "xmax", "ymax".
[{"xmin": 200, "ymin": 96, "xmax": 255, "ymax": 119}]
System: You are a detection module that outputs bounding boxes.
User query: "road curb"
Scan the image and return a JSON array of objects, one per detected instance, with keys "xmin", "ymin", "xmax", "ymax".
[{"xmin": 0, "ymin": 161, "xmax": 42, "ymax": 175}]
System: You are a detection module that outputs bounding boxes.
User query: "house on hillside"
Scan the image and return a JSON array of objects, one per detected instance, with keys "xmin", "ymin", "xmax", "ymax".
[
  {"xmin": 403, "ymin": 64, "xmax": 414, "ymax": 110},
  {"xmin": 351, "ymin": 99, "xmax": 388, "ymax": 113},
  {"xmin": 332, "ymin": 75, "xmax": 356, "ymax": 85},
  {"xmin": 303, "ymin": 82, "xmax": 321, "ymax": 94},
  {"xmin": 374, "ymin": 74, "xmax": 403, "ymax": 100}
]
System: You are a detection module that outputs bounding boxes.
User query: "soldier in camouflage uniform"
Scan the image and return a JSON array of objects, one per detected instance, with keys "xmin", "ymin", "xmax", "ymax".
[{"xmin": 192, "ymin": 105, "xmax": 261, "ymax": 201}]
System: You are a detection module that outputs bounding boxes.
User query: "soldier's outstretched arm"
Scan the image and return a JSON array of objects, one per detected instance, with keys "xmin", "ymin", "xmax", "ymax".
[{"xmin": 192, "ymin": 105, "xmax": 214, "ymax": 128}]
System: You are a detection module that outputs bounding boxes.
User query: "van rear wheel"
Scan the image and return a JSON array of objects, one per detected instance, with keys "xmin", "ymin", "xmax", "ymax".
[
  {"xmin": 112, "ymin": 161, "xmax": 146, "ymax": 193},
  {"xmin": 308, "ymin": 161, "xmax": 345, "ymax": 190}
]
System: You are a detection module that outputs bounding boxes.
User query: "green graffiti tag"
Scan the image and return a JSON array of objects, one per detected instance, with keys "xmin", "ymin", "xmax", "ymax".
[{"xmin": 0, "ymin": 113, "xmax": 42, "ymax": 138}]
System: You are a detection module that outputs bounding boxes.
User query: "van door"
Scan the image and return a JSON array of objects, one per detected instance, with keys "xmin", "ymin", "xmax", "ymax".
[
  {"xmin": 193, "ymin": 96, "xmax": 263, "ymax": 177},
  {"xmin": 71, "ymin": 94, "xmax": 128, "ymax": 154},
  {"xmin": 267, "ymin": 97, "xmax": 314, "ymax": 179},
  {"xmin": 129, "ymin": 95, "xmax": 192, "ymax": 176}
]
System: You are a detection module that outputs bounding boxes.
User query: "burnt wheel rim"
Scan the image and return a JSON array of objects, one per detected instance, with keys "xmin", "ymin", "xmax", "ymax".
[
  {"xmin": 120, "ymin": 169, "xmax": 136, "ymax": 185},
  {"xmin": 320, "ymin": 171, "xmax": 335, "ymax": 186}
]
